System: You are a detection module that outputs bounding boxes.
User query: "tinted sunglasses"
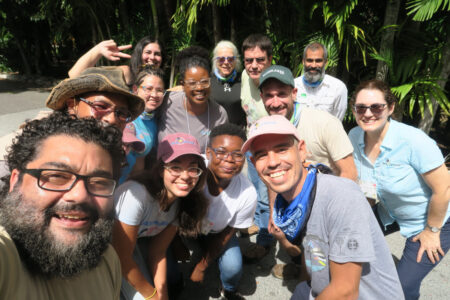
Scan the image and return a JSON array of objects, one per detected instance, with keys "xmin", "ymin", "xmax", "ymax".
[
  {"xmin": 216, "ymin": 56, "xmax": 235, "ymax": 64},
  {"xmin": 353, "ymin": 103, "xmax": 387, "ymax": 115}
]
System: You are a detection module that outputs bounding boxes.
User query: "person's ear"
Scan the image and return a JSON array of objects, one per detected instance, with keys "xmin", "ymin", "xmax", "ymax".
[
  {"xmin": 66, "ymin": 98, "xmax": 77, "ymax": 115},
  {"xmin": 9, "ymin": 169, "xmax": 20, "ymax": 192},
  {"xmin": 388, "ymin": 103, "xmax": 395, "ymax": 117},
  {"xmin": 250, "ymin": 154, "xmax": 256, "ymax": 166},
  {"xmin": 292, "ymin": 87, "xmax": 298, "ymax": 99},
  {"xmin": 206, "ymin": 147, "xmax": 213, "ymax": 161},
  {"xmin": 297, "ymin": 139, "xmax": 307, "ymax": 162},
  {"xmin": 132, "ymin": 85, "xmax": 138, "ymax": 94}
]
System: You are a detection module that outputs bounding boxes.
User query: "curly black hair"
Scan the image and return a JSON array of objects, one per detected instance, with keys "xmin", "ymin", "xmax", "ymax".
[
  {"xmin": 1, "ymin": 112, "xmax": 124, "ymax": 195},
  {"xmin": 209, "ymin": 123, "xmax": 247, "ymax": 145},
  {"xmin": 177, "ymin": 46, "xmax": 211, "ymax": 80}
]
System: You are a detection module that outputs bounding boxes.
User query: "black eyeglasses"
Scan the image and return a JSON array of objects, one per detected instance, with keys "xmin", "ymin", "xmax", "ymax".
[
  {"xmin": 244, "ymin": 57, "xmax": 266, "ymax": 64},
  {"xmin": 353, "ymin": 103, "xmax": 387, "ymax": 115},
  {"xmin": 77, "ymin": 97, "xmax": 132, "ymax": 123},
  {"xmin": 211, "ymin": 148, "xmax": 245, "ymax": 162},
  {"xmin": 22, "ymin": 168, "xmax": 117, "ymax": 197},
  {"xmin": 164, "ymin": 165, "xmax": 203, "ymax": 178},
  {"xmin": 216, "ymin": 56, "xmax": 235, "ymax": 64}
]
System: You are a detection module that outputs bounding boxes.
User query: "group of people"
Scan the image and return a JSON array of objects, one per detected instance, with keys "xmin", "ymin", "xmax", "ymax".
[{"xmin": 0, "ymin": 32, "xmax": 448, "ymax": 300}]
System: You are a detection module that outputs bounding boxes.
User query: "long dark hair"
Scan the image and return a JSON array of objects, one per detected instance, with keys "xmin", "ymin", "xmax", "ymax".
[
  {"xmin": 130, "ymin": 158, "xmax": 209, "ymax": 237},
  {"xmin": 129, "ymin": 36, "xmax": 162, "ymax": 84}
]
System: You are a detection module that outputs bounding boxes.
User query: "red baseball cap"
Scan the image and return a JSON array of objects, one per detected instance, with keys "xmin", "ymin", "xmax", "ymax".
[{"xmin": 157, "ymin": 133, "xmax": 203, "ymax": 163}]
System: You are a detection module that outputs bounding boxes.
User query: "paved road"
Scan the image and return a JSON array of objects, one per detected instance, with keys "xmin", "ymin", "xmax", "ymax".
[{"xmin": 0, "ymin": 78, "xmax": 448, "ymax": 299}]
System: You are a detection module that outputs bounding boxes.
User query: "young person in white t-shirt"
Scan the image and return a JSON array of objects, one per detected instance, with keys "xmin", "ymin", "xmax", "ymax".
[
  {"xmin": 187, "ymin": 123, "xmax": 257, "ymax": 300},
  {"xmin": 112, "ymin": 133, "xmax": 209, "ymax": 300}
]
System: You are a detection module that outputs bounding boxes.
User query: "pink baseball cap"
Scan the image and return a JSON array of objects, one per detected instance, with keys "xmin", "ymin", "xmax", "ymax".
[
  {"xmin": 157, "ymin": 133, "xmax": 203, "ymax": 163},
  {"xmin": 241, "ymin": 115, "xmax": 302, "ymax": 153},
  {"xmin": 122, "ymin": 123, "xmax": 145, "ymax": 154}
]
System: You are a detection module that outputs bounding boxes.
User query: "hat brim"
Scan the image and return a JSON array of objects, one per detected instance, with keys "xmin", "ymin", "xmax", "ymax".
[{"xmin": 46, "ymin": 73, "xmax": 144, "ymax": 121}]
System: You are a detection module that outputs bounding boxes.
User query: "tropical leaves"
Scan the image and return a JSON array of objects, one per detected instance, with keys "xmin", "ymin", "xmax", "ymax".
[{"xmin": 406, "ymin": 0, "xmax": 450, "ymax": 21}]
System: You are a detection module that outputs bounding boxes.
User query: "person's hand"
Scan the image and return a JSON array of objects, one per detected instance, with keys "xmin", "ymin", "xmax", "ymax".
[
  {"xmin": 190, "ymin": 263, "xmax": 206, "ymax": 283},
  {"xmin": 268, "ymin": 215, "xmax": 276, "ymax": 234},
  {"xmin": 412, "ymin": 229, "xmax": 444, "ymax": 263},
  {"xmin": 270, "ymin": 223, "xmax": 287, "ymax": 242},
  {"xmin": 97, "ymin": 40, "xmax": 132, "ymax": 61}
]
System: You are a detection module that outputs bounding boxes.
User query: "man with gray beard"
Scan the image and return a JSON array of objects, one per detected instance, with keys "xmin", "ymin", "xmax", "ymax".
[
  {"xmin": 0, "ymin": 112, "xmax": 124, "ymax": 299},
  {"xmin": 294, "ymin": 42, "xmax": 348, "ymax": 121}
]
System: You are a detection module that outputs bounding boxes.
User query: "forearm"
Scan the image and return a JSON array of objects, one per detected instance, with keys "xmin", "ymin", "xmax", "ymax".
[
  {"xmin": 150, "ymin": 255, "xmax": 168, "ymax": 300},
  {"xmin": 201, "ymin": 227, "xmax": 236, "ymax": 267},
  {"xmin": 68, "ymin": 44, "xmax": 103, "ymax": 78},
  {"xmin": 277, "ymin": 236, "xmax": 302, "ymax": 257},
  {"xmin": 423, "ymin": 164, "xmax": 450, "ymax": 228},
  {"xmin": 316, "ymin": 283, "xmax": 359, "ymax": 300},
  {"xmin": 427, "ymin": 192, "xmax": 450, "ymax": 228},
  {"xmin": 121, "ymin": 257, "xmax": 158, "ymax": 299}
]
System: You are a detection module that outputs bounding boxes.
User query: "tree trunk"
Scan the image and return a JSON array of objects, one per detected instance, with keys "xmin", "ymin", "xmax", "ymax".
[
  {"xmin": 376, "ymin": 0, "xmax": 401, "ymax": 81},
  {"xmin": 150, "ymin": 0, "xmax": 160, "ymax": 39},
  {"xmin": 418, "ymin": 34, "xmax": 450, "ymax": 134},
  {"xmin": 15, "ymin": 38, "xmax": 31, "ymax": 76},
  {"xmin": 211, "ymin": 1, "xmax": 221, "ymax": 44},
  {"xmin": 230, "ymin": 1, "xmax": 237, "ymax": 45}
]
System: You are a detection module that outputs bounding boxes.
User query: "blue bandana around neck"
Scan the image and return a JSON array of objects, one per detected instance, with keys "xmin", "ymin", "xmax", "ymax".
[
  {"xmin": 141, "ymin": 111, "xmax": 155, "ymax": 120},
  {"xmin": 214, "ymin": 69, "xmax": 237, "ymax": 83},
  {"xmin": 273, "ymin": 165, "xmax": 318, "ymax": 242},
  {"xmin": 302, "ymin": 75, "xmax": 323, "ymax": 88}
]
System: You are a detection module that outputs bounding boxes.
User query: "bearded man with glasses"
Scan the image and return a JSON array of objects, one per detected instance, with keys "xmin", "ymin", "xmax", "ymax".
[{"xmin": 0, "ymin": 112, "xmax": 124, "ymax": 299}]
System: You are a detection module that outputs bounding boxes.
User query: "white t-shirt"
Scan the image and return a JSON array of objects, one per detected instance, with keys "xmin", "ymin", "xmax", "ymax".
[
  {"xmin": 114, "ymin": 180, "xmax": 179, "ymax": 238},
  {"xmin": 202, "ymin": 173, "xmax": 257, "ymax": 234},
  {"xmin": 294, "ymin": 74, "xmax": 348, "ymax": 121}
]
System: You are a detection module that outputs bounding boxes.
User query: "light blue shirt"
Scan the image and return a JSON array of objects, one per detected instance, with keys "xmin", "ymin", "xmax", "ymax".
[
  {"xmin": 119, "ymin": 113, "xmax": 158, "ymax": 184},
  {"xmin": 348, "ymin": 119, "xmax": 447, "ymax": 238}
]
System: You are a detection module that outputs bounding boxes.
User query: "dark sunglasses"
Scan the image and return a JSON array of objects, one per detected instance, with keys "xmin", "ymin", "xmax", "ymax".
[
  {"xmin": 77, "ymin": 97, "xmax": 132, "ymax": 123},
  {"xmin": 216, "ymin": 56, "xmax": 235, "ymax": 64},
  {"xmin": 244, "ymin": 57, "xmax": 266, "ymax": 64},
  {"xmin": 353, "ymin": 103, "xmax": 387, "ymax": 115}
]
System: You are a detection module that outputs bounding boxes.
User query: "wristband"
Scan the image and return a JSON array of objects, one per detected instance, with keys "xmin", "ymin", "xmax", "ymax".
[{"xmin": 144, "ymin": 288, "xmax": 157, "ymax": 300}]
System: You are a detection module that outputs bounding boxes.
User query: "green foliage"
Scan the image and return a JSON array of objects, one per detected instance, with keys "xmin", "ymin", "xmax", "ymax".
[{"xmin": 406, "ymin": 0, "xmax": 450, "ymax": 21}]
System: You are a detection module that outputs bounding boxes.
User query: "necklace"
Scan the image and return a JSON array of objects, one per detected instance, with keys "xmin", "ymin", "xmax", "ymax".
[{"xmin": 184, "ymin": 96, "xmax": 210, "ymax": 153}]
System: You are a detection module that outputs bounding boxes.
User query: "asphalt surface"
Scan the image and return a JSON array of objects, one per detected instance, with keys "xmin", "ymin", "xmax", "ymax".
[{"xmin": 0, "ymin": 77, "xmax": 448, "ymax": 299}]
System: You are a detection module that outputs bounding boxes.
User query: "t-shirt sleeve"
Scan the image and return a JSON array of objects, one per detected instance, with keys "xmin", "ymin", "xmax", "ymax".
[
  {"xmin": 229, "ymin": 177, "xmax": 257, "ymax": 229},
  {"xmin": 320, "ymin": 114, "xmax": 354, "ymax": 162},
  {"xmin": 324, "ymin": 178, "xmax": 376, "ymax": 263},
  {"xmin": 407, "ymin": 129, "xmax": 444, "ymax": 175},
  {"xmin": 114, "ymin": 181, "xmax": 149, "ymax": 226}
]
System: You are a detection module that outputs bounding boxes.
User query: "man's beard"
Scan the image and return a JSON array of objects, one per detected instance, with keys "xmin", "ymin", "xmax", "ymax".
[
  {"xmin": 0, "ymin": 189, "xmax": 114, "ymax": 278},
  {"xmin": 303, "ymin": 66, "xmax": 325, "ymax": 83}
]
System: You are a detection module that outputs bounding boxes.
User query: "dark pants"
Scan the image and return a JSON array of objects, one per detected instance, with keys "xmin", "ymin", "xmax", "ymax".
[{"xmin": 373, "ymin": 205, "xmax": 450, "ymax": 300}]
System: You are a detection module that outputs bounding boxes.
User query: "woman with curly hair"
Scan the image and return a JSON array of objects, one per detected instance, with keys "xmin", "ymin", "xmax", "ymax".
[
  {"xmin": 112, "ymin": 133, "xmax": 209, "ymax": 300},
  {"xmin": 68, "ymin": 36, "xmax": 163, "ymax": 85}
]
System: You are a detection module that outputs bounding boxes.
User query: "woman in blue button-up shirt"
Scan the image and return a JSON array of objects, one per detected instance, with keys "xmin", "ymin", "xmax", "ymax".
[{"xmin": 348, "ymin": 79, "xmax": 449, "ymax": 300}]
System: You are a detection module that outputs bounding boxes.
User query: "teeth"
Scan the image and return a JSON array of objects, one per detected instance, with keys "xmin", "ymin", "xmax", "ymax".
[
  {"xmin": 270, "ymin": 171, "xmax": 285, "ymax": 178},
  {"xmin": 58, "ymin": 214, "xmax": 82, "ymax": 220}
]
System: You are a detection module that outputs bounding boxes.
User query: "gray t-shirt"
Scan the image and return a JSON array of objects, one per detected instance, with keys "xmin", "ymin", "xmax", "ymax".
[
  {"xmin": 158, "ymin": 91, "xmax": 228, "ymax": 153},
  {"xmin": 294, "ymin": 174, "xmax": 404, "ymax": 300}
]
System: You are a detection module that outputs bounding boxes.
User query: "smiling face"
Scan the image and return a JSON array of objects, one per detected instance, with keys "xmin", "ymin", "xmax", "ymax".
[
  {"xmin": 69, "ymin": 92, "xmax": 130, "ymax": 131},
  {"xmin": 8, "ymin": 135, "xmax": 114, "ymax": 246},
  {"xmin": 261, "ymin": 79, "xmax": 297, "ymax": 120},
  {"xmin": 182, "ymin": 66, "xmax": 211, "ymax": 106},
  {"xmin": 303, "ymin": 48, "xmax": 326, "ymax": 83},
  {"xmin": 207, "ymin": 135, "xmax": 245, "ymax": 181},
  {"xmin": 250, "ymin": 134, "xmax": 307, "ymax": 201},
  {"xmin": 353, "ymin": 88, "xmax": 394, "ymax": 135},
  {"xmin": 244, "ymin": 46, "xmax": 272, "ymax": 83},
  {"xmin": 215, "ymin": 47, "xmax": 236, "ymax": 77},
  {"xmin": 141, "ymin": 42, "xmax": 162, "ymax": 68},
  {"xmin": 163, "ymin": 154, "xmax": 201, "ymax": 201},
  {"xmin": 135, "ymin": 75, "xmax": 165, "ymax": 112}
]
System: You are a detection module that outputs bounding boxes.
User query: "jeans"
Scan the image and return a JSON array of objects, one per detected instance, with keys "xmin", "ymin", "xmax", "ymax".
[
  {"xmin": 373, "ymin": 205, "xmax": 450, "ymax": 300},
  {"xmin": 120, "ymin": 238, "xmax": 181, "ymax": 300},
  {"xmin": 186, "ymin": 234, "xmax": 243, "ymax": 292},
  {"xmin": 246, "ymin": 152, "xmax": 273, "ymax": 247}
]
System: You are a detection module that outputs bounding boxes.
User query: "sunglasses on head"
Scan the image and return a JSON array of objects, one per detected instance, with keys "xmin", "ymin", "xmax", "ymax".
[
  {"xmin": 216, "ymin": 56, "xmax": 235, "ymax": 64},
  {"xmin": 353, "ymin": 103, "xmax": 387, "ymax": 115}
]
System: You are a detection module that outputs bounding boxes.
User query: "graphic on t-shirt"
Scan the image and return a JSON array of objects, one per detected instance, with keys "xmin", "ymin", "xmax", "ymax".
[
  {"xmin": 332, "ymin": 230, "xmax": 362, "ymax": 255},
  {"xmin": 304, "ymin": 236, "xmax": 327, "ymax": 272}
]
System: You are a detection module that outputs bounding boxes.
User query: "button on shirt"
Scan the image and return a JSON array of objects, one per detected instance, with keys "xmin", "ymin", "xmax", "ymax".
[
  {"xmin": 348, "ymin": 120, "xmax": 447, "ymax": 238},
  {"xmin": 294, "ymin": 74, "xmax": 348, "ymax": 121}
]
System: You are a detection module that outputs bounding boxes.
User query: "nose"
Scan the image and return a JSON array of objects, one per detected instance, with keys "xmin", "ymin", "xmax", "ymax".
[
  {"xmin": 251, "ymin": 59, "xmax": 258, "ymax": 69},
  {"xmin": 61, "ymin": 178, "xmax": 91, "ymax": 203},
  {"xmin": 179, "ymin": 169, "xmax": 191, "ymax": 181},
  {"xmin": 101, "ymin": 111, "xmax": 122, "ymax": 128},
  {"xmin": 267, "ymin": 151, "xmax": 280, "ymax": 168}
]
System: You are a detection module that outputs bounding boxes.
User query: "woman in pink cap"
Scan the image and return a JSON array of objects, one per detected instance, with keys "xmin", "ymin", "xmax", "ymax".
[{"xmin": 112, "ymin": 133, "xmax": 209, "ymax": 300}]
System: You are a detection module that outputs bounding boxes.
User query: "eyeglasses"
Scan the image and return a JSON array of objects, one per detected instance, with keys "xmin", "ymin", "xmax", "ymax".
[
  {"xmin": 21, "ymin": 168, "xmax": 117, "ymax": 197},
  {"xmin": 353, "ymin": 103, "xmax": 387, "ymax": 115},
  {"xmin": 140, "ymin": 85, "xmax": 164, "ymax": 96},
  {"xmin": 164, "ymin": 165, "xmax": 203, "ymax": 178},
  {"xmin": 77, "ymin": 97, "xmax": 132, "ymax": 123},
  {"xmin": 216, "ymin": 56, "xmax": 235, "ymax": 64},
  {"xmin": 183, "ymin": 78, "xmax": 211, "ymax": 89},
  {"xmin": 211, "ymin": 148, "xmax": 245, "ymax": 162},
  {"xmin": 244, "ymin": 57, "xmax": 266, "ymax": 64}
]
